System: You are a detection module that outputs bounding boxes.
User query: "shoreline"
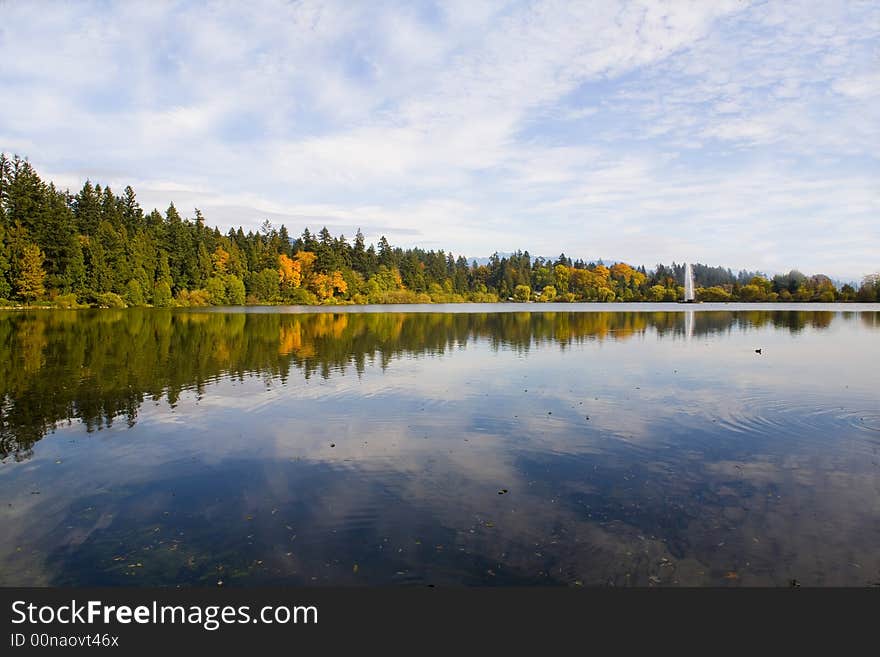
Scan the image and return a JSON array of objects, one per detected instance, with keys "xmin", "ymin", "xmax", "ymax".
[{"xmin": 3, "ymin": 301, "xmax": 879, "ymax": 314}]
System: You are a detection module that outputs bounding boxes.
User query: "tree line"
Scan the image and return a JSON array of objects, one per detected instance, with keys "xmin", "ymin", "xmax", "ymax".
[{"xmin": 1, "ymin": 154, "xmax": 877, "ymax": 307}]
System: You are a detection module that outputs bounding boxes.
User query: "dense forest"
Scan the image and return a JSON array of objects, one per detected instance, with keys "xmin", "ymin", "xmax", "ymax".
[{"xmin": 1, "ymin": 154, "xmax": 877, "ymax": 307}]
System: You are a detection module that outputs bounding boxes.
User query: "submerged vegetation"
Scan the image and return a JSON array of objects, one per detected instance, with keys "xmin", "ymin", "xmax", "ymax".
[{"xmin": 1, "ymin": 154, "xmax": 877, "ymax": 308}]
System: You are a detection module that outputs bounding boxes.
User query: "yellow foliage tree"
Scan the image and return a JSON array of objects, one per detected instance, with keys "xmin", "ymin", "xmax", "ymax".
[
  {"xmin": 16, "ymin": 243, "xmax": 46, "ymax": 303},
  {"xmin": 330, "ymin": 271, "xmax": 347, "ymax": 296},
  {"xmin": 553, "ymin": 264, "xmax": 570, "ymax": 293},
  {"xmin": 278, "ymin": 254, "xmax": 303, "ymax": 292},
  {"xmin": 294, "ymin": 251, "xmax": 316, "ymax": 278},
  {"xmin": 610, "ymin": 262, "xmax": 632, "ymax": 281},
  {"xmin": 593, "ymin": 264, "xmax": 610, "ymax": 282},
  {"xmin": 311, "ymin": 270, "xmax": 348, "ymax": 300},
  {"xmin": 212, "ymin": 247, "xmax": 230, "ymax": 275}
]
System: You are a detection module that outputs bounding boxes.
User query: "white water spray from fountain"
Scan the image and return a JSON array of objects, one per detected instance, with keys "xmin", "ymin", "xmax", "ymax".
[{"xmin": 684, "ymin": 262, "xmax": 695, "ymax": 302}]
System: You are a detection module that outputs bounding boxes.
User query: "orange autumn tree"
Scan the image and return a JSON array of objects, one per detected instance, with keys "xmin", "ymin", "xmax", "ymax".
[
  {"xmin": 278, "ymin": 251, "xmax": 345, "ymax": 301},
  {"xmin": 610, "ymin": 262, "xmax": 637, "ymax": 284},
  {"xmin": 609, "ymin": 262, "xmax": 647, "ymax": 300},
  {"xmin": 311, "ymin": 271, "xmax": 348, "ymax": 301},
  {"xmin": 278, "ymin": 254, "xmax": 301, "ymax": 289},
  {"xmin": 279, "ymin": 252, "xmax": 311, "ymax": 296},
  {"xmin": 568, "ymin": 267, "xmax": 602, "ymax": 298}
]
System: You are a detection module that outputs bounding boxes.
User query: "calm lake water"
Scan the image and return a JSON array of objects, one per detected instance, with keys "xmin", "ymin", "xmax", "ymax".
[{"xmin": 1, "ymin": 304, "xmax": 878, "ymax": 586}]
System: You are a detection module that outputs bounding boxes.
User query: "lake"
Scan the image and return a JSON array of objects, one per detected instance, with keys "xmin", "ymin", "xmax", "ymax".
[{"xmin": 1, "ymin": 303, "xmax": 878, "ymax": 586}]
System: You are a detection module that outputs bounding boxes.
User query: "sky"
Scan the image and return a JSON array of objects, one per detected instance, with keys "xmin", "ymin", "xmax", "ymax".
[{"xmin": 1, "ymin": 0, "xmax": 878, "ymax": 280}]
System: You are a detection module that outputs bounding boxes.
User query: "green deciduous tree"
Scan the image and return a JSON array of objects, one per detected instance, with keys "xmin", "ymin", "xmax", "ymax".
[
  {"xmin": 513, "ymin": 284, "xmax": 531, "ymax": 302},
  {"xmin": 153, "ymin": 281, "xmax": 173, "ymax": 307},
  {"xmin": 226, "ymin": 275, "xmax": 246, "ymax": 305}
]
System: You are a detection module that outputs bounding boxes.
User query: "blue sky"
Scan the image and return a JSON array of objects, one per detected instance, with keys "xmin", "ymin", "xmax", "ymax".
[{"xmin": 1, "ymin": 1, "xmax": 877, "ymax": 279}]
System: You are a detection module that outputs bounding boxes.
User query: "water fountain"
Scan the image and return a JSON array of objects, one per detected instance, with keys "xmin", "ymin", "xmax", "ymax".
[{"xmin": 682, "ymin": 262, "xmax": 697, "ymax": 303}]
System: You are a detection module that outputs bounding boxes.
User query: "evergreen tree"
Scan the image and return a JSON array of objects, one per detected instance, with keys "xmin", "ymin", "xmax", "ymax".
[
  {"xmin": 278, "ymin": 225, "xmax": 291, "ymax": 256},
  {"xmin": 0, "ymin": 224, "xmax": 12, "ymax": 299},
  {"xmin": 37, "ymin": 185, "xmax": 80, "ymax": 292},
  {"xmin": 0, "ymin": 153, "xmax": 12, "ymax": 227},
  {"xmin": 74, "ymin": 181, "xmax": 101, "ymax": 236},
  {"xmin": 353, "ymin": 228, "xmax": 367, "ymax": 270},
  {"xmin": 121, "ymin": 185, "xmax": 143, "ymax": 233},
  {"xmin": 378, "ymin": 236, "xmax": 392, "ymax": 267},
  {"xmin": 6, "ymin": 157, "xmax": 45, "ymax": 240}
]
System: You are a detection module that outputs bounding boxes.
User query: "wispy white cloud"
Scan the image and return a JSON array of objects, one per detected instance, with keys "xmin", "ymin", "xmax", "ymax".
[{"xmin": 0, "ymin": 0, "xmax": 877, "ymax": 278}]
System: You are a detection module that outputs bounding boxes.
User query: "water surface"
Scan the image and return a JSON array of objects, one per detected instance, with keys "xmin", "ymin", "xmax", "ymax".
[{"xmin": 1, "ymin": 304, "xmax": 878, "ymax": 586}]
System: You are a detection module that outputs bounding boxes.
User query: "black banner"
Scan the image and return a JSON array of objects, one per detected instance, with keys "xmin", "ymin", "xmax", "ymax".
[{"xmin": 1, "ymin": 587, "xmax": 875, "ymax": 652}]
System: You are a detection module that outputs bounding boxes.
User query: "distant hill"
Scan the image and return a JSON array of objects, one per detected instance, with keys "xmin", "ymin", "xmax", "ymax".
[{"xmin": 468, "ymin": 253, "xmax": 614, "ymax": 266}]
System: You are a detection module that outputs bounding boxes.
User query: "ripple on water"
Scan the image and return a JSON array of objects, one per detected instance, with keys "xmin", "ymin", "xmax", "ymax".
[
  {"xmin": 712, "ymin": 393, "xmax": 880, "ymax": 446},
  {"xmin": 853, "ymin": 412, "xmax": 880, "ymax": 433}
]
